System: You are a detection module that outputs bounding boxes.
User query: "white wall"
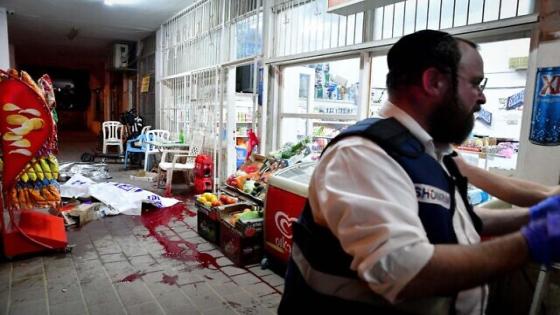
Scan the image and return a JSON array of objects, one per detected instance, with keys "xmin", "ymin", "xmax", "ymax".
[
  {"xmin": 516, "ymin": 1, "xmax": 560, "ymax": 185},
  {"xmin": 9, "ymin": 44, "xmax": 14, "ymax": 68},
  {"xmin": 472, "ymin": 38, "xmax": 530, "ymax": 141},
  {"xmin": 0, "ymin": 8, "xmax": 9, "ymax": 70}
]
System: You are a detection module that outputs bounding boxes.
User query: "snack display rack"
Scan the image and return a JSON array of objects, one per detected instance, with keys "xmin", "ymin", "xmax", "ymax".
[{"xmin": 0, "ymin": 69, "xmax": 67, "ymax": 258}]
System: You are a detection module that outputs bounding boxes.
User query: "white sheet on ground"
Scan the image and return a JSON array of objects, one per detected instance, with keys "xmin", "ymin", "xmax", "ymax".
[
  {"xmin": 60, "ymin": 174, "xmax": 96, "ymax": 198},
  {"xmin": 88, "ymin": 182, "xmax": 180, "ymax": 215}
]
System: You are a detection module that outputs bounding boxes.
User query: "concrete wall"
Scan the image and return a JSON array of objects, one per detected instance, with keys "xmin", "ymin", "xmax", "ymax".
[
  {"xmin": 0, "ymin": 8, "xmax": 9, "ymax": 70},
  {"xmin": 516, "ymin": 0, "xmax": 560, "ymax": 185}
]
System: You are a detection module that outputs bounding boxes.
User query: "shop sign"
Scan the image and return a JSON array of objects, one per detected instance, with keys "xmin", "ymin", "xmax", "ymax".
[
  {"xmin": 506, "ymin": 89, "xmax": 525, "ymax": 110},
  {"xmin": 327, "ymin": 0, "xmax": 398, "ymax": 16},
  {"xmin": 140, "ymin": 75, "xmax": 150, "ymax": 93},
  {"xmin": 476, "ymin": 108, "xmax": 492, "ymax": 126},
  {"xmin": 529, "ymin": 66, "xmax": 560, "ymax": 145},
  {"xmin": 508, "ymin": 56, "xmax": 528, "ymax": 70}
]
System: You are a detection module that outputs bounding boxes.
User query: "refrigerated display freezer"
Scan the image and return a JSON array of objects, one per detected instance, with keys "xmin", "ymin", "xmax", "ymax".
[{"xmin": 263, "ymin": 162, "xmax": 316, "ymax": 269}]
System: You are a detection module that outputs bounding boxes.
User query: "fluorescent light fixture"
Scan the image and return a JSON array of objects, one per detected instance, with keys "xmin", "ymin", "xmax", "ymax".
[{"xmin": 103, "ymin": 0, "xmax": 139, "ymax": 5}]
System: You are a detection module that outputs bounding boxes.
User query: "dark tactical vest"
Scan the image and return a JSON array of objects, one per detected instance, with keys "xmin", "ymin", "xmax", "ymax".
[{"xmin": 278, "ymin": 117, "xmax": 482, "ymax": 315}]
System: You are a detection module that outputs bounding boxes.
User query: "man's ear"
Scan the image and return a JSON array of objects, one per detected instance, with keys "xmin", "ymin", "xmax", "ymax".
[{"xmin": 421, "ymin": 67, "xmax": 447, "ymax": 96}]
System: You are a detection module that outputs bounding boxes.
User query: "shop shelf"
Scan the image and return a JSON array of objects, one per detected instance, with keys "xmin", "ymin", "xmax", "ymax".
[{"xmin": 223, "ymin": 184, "xmax": 264, "ymax": 206}]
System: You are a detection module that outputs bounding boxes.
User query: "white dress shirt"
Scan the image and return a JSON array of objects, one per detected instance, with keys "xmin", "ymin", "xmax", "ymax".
[{"xmin": 307, "ymin": 102, "xmax": 487, "ymax": 315}]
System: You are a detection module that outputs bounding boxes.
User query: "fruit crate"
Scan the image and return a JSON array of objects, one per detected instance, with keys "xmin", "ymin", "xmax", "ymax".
[
  {"xmin": 195, "ymin": 193, "xmax": 240, "ymax": 244},
  {"xmin": 218, "ymin": 204, "xmax": 264, "ymax": 266},
  {"xmin": 196, "ymin": 202, "xmax": 221, "ymax": 244}
]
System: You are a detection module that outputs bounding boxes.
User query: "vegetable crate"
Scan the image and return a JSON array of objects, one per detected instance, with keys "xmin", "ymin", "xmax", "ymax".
[{"xmin": 218, "ymin": 204, "xmax": 264, "ymax": 267}]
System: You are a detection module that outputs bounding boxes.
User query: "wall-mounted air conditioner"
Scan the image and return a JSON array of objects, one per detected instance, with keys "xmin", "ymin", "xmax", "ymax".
[{"xmin": 113, "ymin": 43, "xmax": 129, "ymax": 69}]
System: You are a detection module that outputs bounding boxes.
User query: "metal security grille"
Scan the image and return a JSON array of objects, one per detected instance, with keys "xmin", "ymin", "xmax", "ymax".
[
  {"xmin": 189, "ymin": 68, "xmax": 221, "ymax": 188},
  {"xmin": 158, "ymin": 0, "xmax": 264, "ymax": 189},
  {"xmin": 189, "ymin": 69, "xmax": 221, "ymax": 144},
  {"xmin": 158, "ymin": 68, "xmax": 221, "ymax": 188},
  {"xmin": 223, "ymin": 0, "xmax": 263, "ymax": 61},
  {"xmin": 159, "ymin": 0, "xmax": 263, "ymax": 77},
  {"xmin": 159, "ymin": 76, "xmax": 188, "ymax": 139},
  {"xmin": 272, "ymin": 0, "xmax": 364, "ymax": 57},
  {"xmin": 160, "ymin": 0, "xmax": 223, "ymax": 77},
  {"xmin": 159, "ymin": 70, "xmax": 220, "ymax": 148},
  {"xmin": 225, "ymin": 0, "xmax": 262, "ymax": 22},
  {"xmin": 373, "ymin": 0, "xmax": 536, "ymax": 40}
]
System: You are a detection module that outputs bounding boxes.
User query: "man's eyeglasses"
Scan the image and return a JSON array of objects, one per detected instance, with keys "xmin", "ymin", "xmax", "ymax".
[
  {"xmin": 457, "ymin": 74, "xmax": 487, "ymax": 92},
  {"xmin": 479, "ymin": 77, "xmax": 488, "ymax": 92}
]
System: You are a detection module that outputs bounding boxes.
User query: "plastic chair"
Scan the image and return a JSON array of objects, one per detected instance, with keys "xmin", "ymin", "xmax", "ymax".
[
  {"xmin": 158, "ymin": 133, "xmax": 204, "ymax": 195},
  {"xmin": 102, "ymin": 121, "xmax": 124, "ymax": 154},
  {"xmin": 124, "ymin": 125, "xmax": 151, "ymax": 169},
  {"xmin": 144, "ymin": 129, "xmax": 170, "ymax": 171}
]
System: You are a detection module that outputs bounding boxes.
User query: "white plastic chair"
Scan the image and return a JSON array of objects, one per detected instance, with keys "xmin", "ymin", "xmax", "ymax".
[
  {"xmin": 144, "ymin": 129, "xmax": 170, "ymax": 171},
  {"xmin": 102, "ymin": 121, "xmax": 124, "ymax": 154},
  {"xmin": 158, "ymin": 133, "xmax": 204, "ymax": 195}
]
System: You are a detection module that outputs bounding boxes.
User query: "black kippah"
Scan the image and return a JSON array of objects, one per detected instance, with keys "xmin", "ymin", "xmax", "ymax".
[
  {"xmin": 388, "ymin": 30, "xmax": 452, "ymax": 72},
  {"xmin": 386, "ymin": 30, "xmax": 459, "ymax": 91}
]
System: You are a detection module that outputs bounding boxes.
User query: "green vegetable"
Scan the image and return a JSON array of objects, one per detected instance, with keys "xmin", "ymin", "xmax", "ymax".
[
  {"xmin": 240, "ymin": 210, "xmax": 260, "ymax": 221},
  {"xmin": 243, "ymin": 180, "xmax": 256, "ymax": 194}
]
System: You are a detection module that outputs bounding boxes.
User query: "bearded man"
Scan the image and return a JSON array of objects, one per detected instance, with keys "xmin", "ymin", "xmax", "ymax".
[{"xmin": 279, "ymin": 30, "xmax": 560, "ymax": 315}]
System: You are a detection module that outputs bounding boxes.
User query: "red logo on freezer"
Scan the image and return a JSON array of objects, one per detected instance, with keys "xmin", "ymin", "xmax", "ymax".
[{"xmin": 275, "ymin": 211, "xmax": 297, "ymax": 239}]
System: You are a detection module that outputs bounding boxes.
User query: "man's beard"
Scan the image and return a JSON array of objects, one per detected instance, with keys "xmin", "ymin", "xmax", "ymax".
[{"xmin": 429, "ymin": 89, "xmax": 478, "ymax": 145}]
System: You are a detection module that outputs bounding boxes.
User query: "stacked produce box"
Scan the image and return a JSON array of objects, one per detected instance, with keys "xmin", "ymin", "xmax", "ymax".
[
  {"xmin": 195, "ymin": 192, "xmax": 238, "ymax": 243},
  {"xmin": 218, "ymin": 203, "xmax": 264, "ymax": 266}
]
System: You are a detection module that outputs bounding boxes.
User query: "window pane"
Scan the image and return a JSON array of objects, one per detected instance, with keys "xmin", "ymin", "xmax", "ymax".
[
  {"xmin": 370, "ymin": 55, "xmax": 389, "ymax": 117},
  {"xmin": 427, "ymin": 0, "xmax": 442, "ymax": 30},
  {"xmin": 281, "ymin": 58, "xmax": 360, "ymax": 115},
  {"xmin": 280, "ymin": 117, "xmax": 309, "ymax": 146},
  {"xmin": 468, "ymin": 0, "xmax": 484, "ymax": 24}
]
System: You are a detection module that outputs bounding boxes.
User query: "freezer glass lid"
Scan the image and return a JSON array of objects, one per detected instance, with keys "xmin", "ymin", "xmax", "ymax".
[{"xmin": 276, "ymin": 163, "xmax": 316, "ymax": 184}]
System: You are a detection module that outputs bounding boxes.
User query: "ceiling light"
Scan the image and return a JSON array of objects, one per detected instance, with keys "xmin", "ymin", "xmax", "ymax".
[{"xmin": 103, "ymin": 0, "xmax": 139, "ymax": 5}]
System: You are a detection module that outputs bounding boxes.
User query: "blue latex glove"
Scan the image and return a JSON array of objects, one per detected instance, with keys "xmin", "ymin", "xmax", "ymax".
[
  {"xmin": 530, "ymin": 195, "xmax": 560, "ymax": 221},
  {"xmin": 522, "ymin": 211, "xmax": 560, "ymax": 266},
  {"xmin": 522, "ymin": 218, "xmax": 550, "ymax": 265},
  {"xmin": 547, "ymin": 212, "xmax": 560, "ymax": 260}
]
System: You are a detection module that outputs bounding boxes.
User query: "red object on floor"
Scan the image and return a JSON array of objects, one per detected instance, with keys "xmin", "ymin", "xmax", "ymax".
[
  {"xmin": 194, "ymin": 154, "xmax": 213, "ymax": 194},
  {"xmin": 2, "ymin": 210, "xmax": 67, "ymax": 257}
]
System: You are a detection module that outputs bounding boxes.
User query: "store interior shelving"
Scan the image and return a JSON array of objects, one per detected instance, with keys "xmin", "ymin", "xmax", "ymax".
[
  {"xmin": 311, "ymin": 120, "xmax": 355, "ymax": 152},
  {"xmin": 235, "ymin": 92, "xmax": 255, "ymax": 145}
]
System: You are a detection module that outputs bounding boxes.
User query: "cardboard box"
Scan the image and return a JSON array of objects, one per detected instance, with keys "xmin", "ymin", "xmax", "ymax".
[{"xmin": 218, "ymin": 204, "xmax": 264, "ymax": 266}]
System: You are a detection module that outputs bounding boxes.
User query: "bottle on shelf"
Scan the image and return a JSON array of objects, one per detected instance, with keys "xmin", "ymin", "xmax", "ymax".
[{"xmin": 178, "ymin": 129, "xmax": 185, "ymax": 144}]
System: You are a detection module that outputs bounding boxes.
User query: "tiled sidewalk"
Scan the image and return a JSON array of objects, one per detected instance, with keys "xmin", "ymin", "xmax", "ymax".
[{"xmin": 0, "ymin": 205, "xmax": 283, "ymax": 315}]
